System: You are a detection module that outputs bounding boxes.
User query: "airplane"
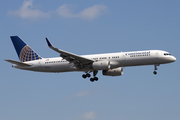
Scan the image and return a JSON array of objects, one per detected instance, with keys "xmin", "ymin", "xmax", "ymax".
[{"xmin": 5, "ymin": 36, "xmax": 176, "ymax": 82}]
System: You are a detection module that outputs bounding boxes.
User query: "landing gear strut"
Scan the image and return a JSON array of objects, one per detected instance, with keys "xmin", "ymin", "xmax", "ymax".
[{"xmin": 153, "ymin": 64, "xmax": 159, "ymax": 75}]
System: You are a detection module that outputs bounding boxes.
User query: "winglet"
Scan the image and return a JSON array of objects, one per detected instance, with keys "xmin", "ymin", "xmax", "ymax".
[{"xmin": 46, "ymin": 38, "xmax": 52, "ymax": 47}]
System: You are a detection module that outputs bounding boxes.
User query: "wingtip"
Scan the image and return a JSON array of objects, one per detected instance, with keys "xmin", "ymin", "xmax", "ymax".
[
  {"xmin": 5, "ymin": 59, "xmax": 9, "ymax": 62},
  {"xmin": 46, "ymin": 38, "xmax": 52, "ymax": 47}
]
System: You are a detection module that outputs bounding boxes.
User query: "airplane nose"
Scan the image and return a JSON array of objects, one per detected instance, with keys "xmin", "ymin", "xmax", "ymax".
[{"xmin": 171, "ymin": 56, "xmax": 176, "ymax": 62}]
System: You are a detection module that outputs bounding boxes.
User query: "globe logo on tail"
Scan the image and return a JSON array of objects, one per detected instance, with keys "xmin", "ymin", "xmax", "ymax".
[{"xmin": 20, "ymin": 45, "xmax": 42, "ymax": 62}]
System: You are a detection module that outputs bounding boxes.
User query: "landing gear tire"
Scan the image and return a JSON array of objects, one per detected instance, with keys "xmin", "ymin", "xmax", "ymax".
[
  {"xmin": 94, "ymin": 77, "xmax": 98, "ymax": 81},
  {"xmin": 90, "ymin": 77, "xmax": 98, "ymax": 82},
  {"xmin": 90, "ymin": 78, "xmax": 94, "ymax": 82},
  {"xmin": 86, "ymin": 73, "xmax": 91, "ymax": 78},
  {"xmin": 82, "ymin": 74, "xmax": 87, "ymax": 79},
  {"xmin": 82, "ymin": 73, "xmax": 91, "ymax": 79},
  {"xmin": 153, "ymin": 71, "xmax": 157, "ymax": 75}
]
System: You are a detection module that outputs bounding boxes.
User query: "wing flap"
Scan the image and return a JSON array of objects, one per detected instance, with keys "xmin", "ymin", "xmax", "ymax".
[{"xmin": 5, "ymin": 59, "xmax": 32, "ymax": 67}]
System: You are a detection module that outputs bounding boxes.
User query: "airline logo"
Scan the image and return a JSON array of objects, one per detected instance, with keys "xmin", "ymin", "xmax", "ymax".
[
  {"xmin": 125, "ymin": 51, "xmax": 150, "ymax": 56},
  {"xmin": 20, "ymin": 45, "xmax": 41, "ymax": 62}
]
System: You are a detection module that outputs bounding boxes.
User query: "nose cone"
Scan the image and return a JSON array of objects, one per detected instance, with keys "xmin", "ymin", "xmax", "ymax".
[
  {"xmin": 162, "ymin": 55, "xmax": 176, "ymax": 63},
  {"xmin": 171, "ymin": 56, "xmax": 176, "ymax": 62}
]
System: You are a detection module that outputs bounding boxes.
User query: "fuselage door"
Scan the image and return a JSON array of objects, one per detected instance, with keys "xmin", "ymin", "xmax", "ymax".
[
  {"xmin": 123, "ymin": 54, "xmax": 126, "ymax": 60},
  {"xmin": 156, "ymin": 52, "xmax": 159, "ymax": 58},
  {"xmin": 38, "ymin": 61, "xmax": 41, "ymax": 67}
]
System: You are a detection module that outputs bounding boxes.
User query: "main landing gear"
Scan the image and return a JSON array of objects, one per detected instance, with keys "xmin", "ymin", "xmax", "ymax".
[
  {"xmin": 153, "ymin": 64, "xmax": 159, "ymax": 75},
  {"xmin": 82, "ymin": 71, "xmax": 98, "ymax": 82}
]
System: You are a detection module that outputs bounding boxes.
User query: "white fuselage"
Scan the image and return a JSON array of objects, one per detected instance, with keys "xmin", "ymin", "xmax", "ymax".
[{"xmin": 13, "ymin": 50, "xmax": 176, "ymax": 72}]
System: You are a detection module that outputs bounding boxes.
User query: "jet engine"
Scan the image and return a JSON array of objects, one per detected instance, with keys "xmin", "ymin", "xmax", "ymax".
[{"xmin": 102, "ymin": 67, "xmax": 123, "ymax": 76}]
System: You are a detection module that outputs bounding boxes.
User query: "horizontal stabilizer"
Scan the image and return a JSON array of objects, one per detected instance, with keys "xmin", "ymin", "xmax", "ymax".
[{"xmin": 5, "ymin": 59, "xmax": 32, "ymax": 67}]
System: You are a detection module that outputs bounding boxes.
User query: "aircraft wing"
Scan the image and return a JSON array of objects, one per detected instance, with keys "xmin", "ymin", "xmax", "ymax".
[
  {"xmin": 5, "ymin": 59, "xmax": 32, "ymax": 67},
  {"xmin": 46, "ymin": 38, "xmax": 94, "ymax": 69}
]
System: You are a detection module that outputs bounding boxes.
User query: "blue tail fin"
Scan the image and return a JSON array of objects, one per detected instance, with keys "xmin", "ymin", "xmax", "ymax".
[{"xmin": 10, "ymin": 36, "xmax": 42, "ymax": 62}]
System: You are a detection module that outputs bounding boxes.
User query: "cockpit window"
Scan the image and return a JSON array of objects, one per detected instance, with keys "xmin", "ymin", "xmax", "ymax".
[{"xmin": 164, "ymin": 53, "xmax": 171, "ymax": 56}]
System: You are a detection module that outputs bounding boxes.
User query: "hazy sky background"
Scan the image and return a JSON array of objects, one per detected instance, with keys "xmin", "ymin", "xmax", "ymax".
[{"xmin": 1, "ymin": 0, "xmax": 180, "ymax": 120}]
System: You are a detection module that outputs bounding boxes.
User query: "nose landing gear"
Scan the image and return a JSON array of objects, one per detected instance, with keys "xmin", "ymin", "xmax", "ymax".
[{"xmin": 153, "ymin": 64, "xmax": 159, "ymax": 75}]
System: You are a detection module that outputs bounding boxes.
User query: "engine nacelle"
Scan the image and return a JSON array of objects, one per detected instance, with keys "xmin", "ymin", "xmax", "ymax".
[
  {"xmin": 102, "ymin": 67, "xmax": 123, "ymax": 76},
  {"xmin": 92, "ymin": 61, "xmax": 110, "ymax": 70}
]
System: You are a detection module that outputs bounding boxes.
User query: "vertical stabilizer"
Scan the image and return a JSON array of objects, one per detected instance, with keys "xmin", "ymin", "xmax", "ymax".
[{"xmin": 10, "ymin": 36, "xmax": 42, "ymax": 62}]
